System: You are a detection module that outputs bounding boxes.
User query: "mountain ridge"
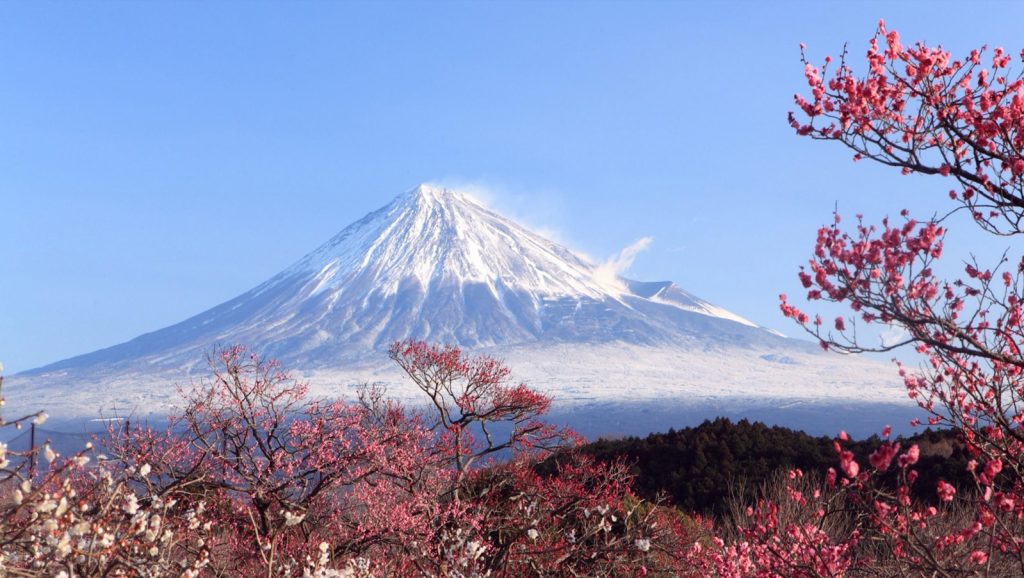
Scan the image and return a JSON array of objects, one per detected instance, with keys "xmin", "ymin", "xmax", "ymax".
[
  {"xmin": 24, "ymin": 184, "xmax": 784, "ymax": 377},
  {"xmin": 7, "ymin": 184, "xmax": 910, "ymax": 434}
]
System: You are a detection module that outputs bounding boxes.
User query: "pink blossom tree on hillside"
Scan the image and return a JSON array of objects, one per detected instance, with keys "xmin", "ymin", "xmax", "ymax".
[{"xmin": 96, "ymin": 342, "xmax": 695, "ymax": 577}]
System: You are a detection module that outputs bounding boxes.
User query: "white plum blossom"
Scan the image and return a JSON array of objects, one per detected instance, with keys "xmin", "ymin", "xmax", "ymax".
[
  {"xmin": 282, "ymin": 510, "xmax": 306, "ymax": 526},
  {"xmin": 465, "ymin": 541, "xmax": 486, "ymax": 561},
  {"xmin": 123, "ymin": 493, "xmax": 139, "ymax": 515},
  {"xmin": 35, "ymin": 496, "xmax": 58, "ymax": 514},
  {"xmin": 56, "ymin": 533, "xmax": 72, "ymax": 557}
]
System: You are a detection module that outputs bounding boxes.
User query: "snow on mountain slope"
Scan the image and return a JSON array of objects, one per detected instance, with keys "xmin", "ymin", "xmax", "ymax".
[
  {"xmin": 24, "ymin": 185, "xmax": 784, "ymax": 373},
  {"xmin": 290, "ymin": 184, "xmax": 619, "ymax": 298},
  {"xmin": 6, "ymin": 184, "xmax": 911, "ymax": 427}
]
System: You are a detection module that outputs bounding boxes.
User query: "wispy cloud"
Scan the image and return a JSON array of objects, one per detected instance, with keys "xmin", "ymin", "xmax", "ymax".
[
  {"xmin": 880, "ymin": 323, "xmax": 910, "ymax": 348},
  {"xmin": 425, "ymin": 178, "xmax": 497, "ymax": 207},
  {"xmin": 594, "ymin": 237, "xmax": 653, "ymax": 291},
  {"xmin": 426, "ymin": 177, "xmax": 574, "ymax": 246},
  {"xmin": 425, "ymin": 178, "xmax": 652, "ymax": 293}
]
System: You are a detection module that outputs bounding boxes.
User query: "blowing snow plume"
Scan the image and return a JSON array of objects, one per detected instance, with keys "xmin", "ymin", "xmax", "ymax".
[{"xmin": 594, "ymin": 237, "xmax": 653, "ymax": 292}]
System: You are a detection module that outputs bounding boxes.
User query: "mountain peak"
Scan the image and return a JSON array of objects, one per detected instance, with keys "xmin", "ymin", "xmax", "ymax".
[
  {"xmin": 402, "ymin": 183, "xmax": 473, "ymax": 207},
  {"xmin": 10, "ymin": 184, "xmax": 898, "ymax": 431},
  {"xmin": 26, "ymin": 183, "xmax": 773, "ymax": 378}
]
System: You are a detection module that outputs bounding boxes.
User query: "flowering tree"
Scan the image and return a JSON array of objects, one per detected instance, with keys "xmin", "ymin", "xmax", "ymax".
[
  {"xmin": 0, "ymin": 368, "xmax": 213, "ymax": 577},
  {"xmin": 93, "ymin": 342, "xmax": 694, "ymax": 577},
  {"xmin": 765, "ymin": 21, "xmax": 1024, "ymax": 577},
  {"xmin": 109, "ymin": 346, "xmax": 430, "ymax": 577},
  {"xmin": 375, "ymin": 340, "xmax": 691, "ymax": 576},
  {"xmin": 387, "ymin": 340, "xmax": 576, "ymax": 481}
]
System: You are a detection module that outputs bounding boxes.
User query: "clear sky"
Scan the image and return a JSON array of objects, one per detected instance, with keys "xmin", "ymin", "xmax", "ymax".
[{"xmin": 3, "ymin": 1, "xmax": 1023, "ymax": 372}]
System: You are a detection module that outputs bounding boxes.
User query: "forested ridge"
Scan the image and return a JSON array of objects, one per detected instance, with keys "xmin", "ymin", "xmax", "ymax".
[{"xmin": 577, "ymin": 418, "xmax": 970, "ymax": 515}]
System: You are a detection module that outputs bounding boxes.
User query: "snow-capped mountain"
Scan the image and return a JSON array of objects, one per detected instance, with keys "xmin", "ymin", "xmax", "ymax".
[
  {"xmin": 9, "ymin": 184, "xmax": 914, "ymax": 435},
  {"xmin": 29, "ymin": 184, "xmax": 786, "ymax": 373}
]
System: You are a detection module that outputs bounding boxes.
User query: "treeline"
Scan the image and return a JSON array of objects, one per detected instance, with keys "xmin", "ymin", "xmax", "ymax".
[{"xmin": 574, "ymin": 417, "xmax": 971, "ymax": 515}]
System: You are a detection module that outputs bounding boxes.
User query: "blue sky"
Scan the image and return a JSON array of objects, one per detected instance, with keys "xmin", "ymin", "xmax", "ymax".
[{"xmin": 3, "ymin": 1, "xmax": 1022, "ymax": 372}]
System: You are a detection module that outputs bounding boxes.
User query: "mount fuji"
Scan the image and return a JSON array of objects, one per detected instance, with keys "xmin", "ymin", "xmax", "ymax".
[{"xmin": 9, "ymin": 185, "xmax": 914, "ymax": 436}]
